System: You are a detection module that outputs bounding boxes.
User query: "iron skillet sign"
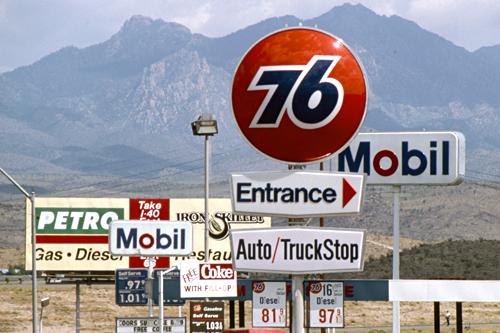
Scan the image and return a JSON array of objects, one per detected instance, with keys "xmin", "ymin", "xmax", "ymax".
[{"xmin": 231, "ymin": 27, "xmax": 369, "ymax": 165}]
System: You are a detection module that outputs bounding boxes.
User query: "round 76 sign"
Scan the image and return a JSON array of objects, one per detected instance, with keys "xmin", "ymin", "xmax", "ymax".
[{"xmin": 231, "ymin": 28, "xmax": 369, "ymax": 165}]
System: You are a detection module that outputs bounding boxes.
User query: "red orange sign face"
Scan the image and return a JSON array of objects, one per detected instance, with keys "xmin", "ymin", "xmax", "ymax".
[{"xmin": 231, "ymin": 28, "xmax": 368, "ymax": 165}]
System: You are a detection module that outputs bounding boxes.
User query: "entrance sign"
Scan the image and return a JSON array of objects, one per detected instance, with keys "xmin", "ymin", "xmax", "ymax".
[
  {"xmin": 309, "ymin": 281, "xmax": 344, "ymax": 328},
  {"xmin": 231, "ymin": 27, "xmax": 368, "ymax": 165},
  {"xmin": 230, "ymin": 171, "xmax": 365, "ymax": 217},
  {"xmin": 115, "ymin": 269, "xmax": 148, "ymax": 305},
  {"xmin": 109, "ymin": 220, "xmax": 193, "ymax": 256},
  {"xmin": 26, "ymin": 198, "xmax": 270, "ymax": 271},
  {"xmin": 252, "ymin": 281, "xmax": 287, "ymax": 327},
  {"xmin": 180, "ymin": 261, "xmax": 237, "ymax": 298},
  {"xmin": 115, "ymin": 317, "xmax": 186, "ymax": 333},
  {"xmin": 230, "ymin": 227, "xmax": 366, "ymax": 274},
  {"xmin": 330, "ymin": 131, "xmax": 466, "ymax": 185}
]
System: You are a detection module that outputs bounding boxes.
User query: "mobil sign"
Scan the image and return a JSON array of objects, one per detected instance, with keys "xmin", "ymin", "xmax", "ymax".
[
  {"xmin": 330, "ymin": 131, "xmax": 465, "ymax": 185},
  {"xmin": 109, "ymin": 220, "xmax": 193, "ymax": 256},
  {"xmin": 230, "ymin": 171, "xmax": 365, "ymax": 217}
]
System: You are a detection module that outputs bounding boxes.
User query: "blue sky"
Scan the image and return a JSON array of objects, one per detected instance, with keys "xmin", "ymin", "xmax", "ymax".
[{"xmin": 1, "ymin": 0, "xmax": 499, "ymax": 73}]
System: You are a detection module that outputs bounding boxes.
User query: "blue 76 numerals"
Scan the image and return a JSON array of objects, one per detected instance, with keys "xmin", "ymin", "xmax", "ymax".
[{"xmin": 248, "ymin": 56, "xmax": 344, "ymax": 130}]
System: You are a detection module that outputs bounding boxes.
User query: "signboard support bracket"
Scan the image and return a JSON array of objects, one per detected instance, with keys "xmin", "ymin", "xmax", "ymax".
[
  {"xmin": 76, "ymin": 281, "xmax": 81, "ymax": 333},
  {"xmin": 148, "ymin": 257, "xmax": 154, "ymax": 317},
  {"xmin": 393, "ymin": 186, "xmax": 401, "ymax": 333},
  {"xmin": 292, "ymin": 275, "xmax": 305, "ymax": 333}
]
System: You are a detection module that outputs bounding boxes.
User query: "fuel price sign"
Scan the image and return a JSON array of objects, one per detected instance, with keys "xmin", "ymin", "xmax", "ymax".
[
  {"xmin": 252, "ymin": 281, "xmax": 287, "ymax": 327},
  {"xmin": 116, "ymin": 269, "xmax": 148, "ymax": 305},
  {"xmin": 309, "ymin": 281, "xmax": 344, "ymax": 327}
]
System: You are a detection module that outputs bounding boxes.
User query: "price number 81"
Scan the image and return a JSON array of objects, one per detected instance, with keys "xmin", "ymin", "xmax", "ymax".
[{"xmin": 262, "ymin": 308, "xmax": 285, "ymax": 323}]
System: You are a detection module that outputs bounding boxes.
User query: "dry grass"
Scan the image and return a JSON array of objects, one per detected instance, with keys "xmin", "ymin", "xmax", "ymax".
[{"xmin": 1, "ymin": 284, "xmax": 500, "ymax": 332}]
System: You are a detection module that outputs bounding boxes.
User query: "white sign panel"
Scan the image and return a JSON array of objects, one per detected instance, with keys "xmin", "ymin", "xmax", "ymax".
[
  {"xmin": 179, "ymin": 261, "xmax": 237, "ymax": 298},
  {"xmin": 109, "ymin": 220, "xmax": 193, "ymax": 256},
  {"xmin": 230, "ymin": 227, "xmax": 366, "ymax": 274},
  {"xmin": 252, "ymin": 281, "xmax": 287, "ymax": 327},
  {"xmin": 116, "ymin": 317, "xmax": 186, "ymax": 333},
  {"xmin": 230, "ymin": 171, "xmax": 365, "ymax": 217},
  {"xmin": 330, "ymin": 131, "xmax": 465, "ymax": 185},
  {"xmin": 309, "ymin": 282, "xmax": 344, "ymax": 328}
]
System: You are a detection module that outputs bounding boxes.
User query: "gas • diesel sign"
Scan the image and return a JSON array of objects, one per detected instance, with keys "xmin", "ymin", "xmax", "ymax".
[
  {"xmin": 330, "ymin": 131, "xmax": 465, "ymax": 185},
  {"xmin": 229, "ymin": 227, "xmax": 366, "ymax": 274}
]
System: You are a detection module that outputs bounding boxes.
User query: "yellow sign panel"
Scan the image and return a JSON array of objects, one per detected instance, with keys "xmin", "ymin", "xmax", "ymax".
[{"xmin": 26, "ymin": 198, "xmax": 270, "ymax": 271}]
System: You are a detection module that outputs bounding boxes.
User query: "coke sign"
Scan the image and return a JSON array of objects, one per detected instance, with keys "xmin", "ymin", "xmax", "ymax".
[{"xmin": 180, "ymin": 260, "xmax": 237, "ymax": 298}]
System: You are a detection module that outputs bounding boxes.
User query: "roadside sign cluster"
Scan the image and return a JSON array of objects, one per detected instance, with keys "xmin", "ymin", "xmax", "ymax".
[{"xmin": 104, "ymin": 24, "xmax": 467, "ymax": 333}]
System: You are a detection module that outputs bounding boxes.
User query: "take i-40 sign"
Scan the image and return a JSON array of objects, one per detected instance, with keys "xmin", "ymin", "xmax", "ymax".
[{"xmin": 231, "ymin": 27, "xmax": 369, "ymax": 165}]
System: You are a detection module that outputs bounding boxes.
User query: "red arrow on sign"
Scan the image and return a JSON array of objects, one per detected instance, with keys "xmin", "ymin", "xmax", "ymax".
[{"xmin": 343, "ymin": 178, "xmax": 357, "ymax": 208}]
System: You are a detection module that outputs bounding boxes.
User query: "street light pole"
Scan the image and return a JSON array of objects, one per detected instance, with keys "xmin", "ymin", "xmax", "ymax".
[
  {"xmin": 204, "ymin": 134, "xmax": 210, "ymax": 264},
  {"xmin": 0, "ymin": 167, "xmax": 37, "ymax": 333},
  {"xmin": 191, "ymin": 114, "xmax": 218, "ymax": 266}
]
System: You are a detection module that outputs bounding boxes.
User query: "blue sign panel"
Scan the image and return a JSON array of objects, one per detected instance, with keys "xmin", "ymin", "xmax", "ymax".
[
  {"xmin": 151, "ymin": 276, "xmax": 388, "ymax": 303},
  {"xmin": 115, "ymin": 269, "xmax": 149, "ymax": 305},
  {"xmin": 304, "ymin": 280, "xmax": 388, "ymax": 301},
  {"xmin": 153, "ymin": 269, "xmax": 186, "ymax": 305}
]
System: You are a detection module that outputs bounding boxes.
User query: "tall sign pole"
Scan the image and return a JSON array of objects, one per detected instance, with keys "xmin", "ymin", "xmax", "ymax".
[
  {"xmin": 393, "ymin": 186, "xmax": 400, "ymax": 332},
  {"xmin": 231, "ymin": 26, "xmax": 369, "ymax": 333}
]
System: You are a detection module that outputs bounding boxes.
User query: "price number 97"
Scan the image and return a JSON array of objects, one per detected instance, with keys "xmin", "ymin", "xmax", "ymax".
[
  {"xmin": 126, "ymin": 280, "xmax": 144, "ymax": 290},
  {"xmin": 319, "ymin": 309, "xmax": 342, "ymax": 324}
]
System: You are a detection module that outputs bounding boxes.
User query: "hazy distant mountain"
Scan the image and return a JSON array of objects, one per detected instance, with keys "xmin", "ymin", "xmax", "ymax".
[{"xmin": 0, "ymin": 3, "xmax": 499, "ymax": 177}]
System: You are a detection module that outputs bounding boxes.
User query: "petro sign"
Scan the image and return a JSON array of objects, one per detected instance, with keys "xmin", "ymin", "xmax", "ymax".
[
  {"xmin": 231, "ymin": 27, "xmax": 368, "ymax": 165},
  {"xmin": 229, "ymin": 227, "xmax": 366, "ymax": 274},
  {"xmin": 109, "ymin": 220, "xmax": 193, "ymax": 256},
  {"xmin": 330, "ymin": 131, "xmax": 465, "ymax": 185},
  {"xmin": 229, "ymin": 171, "xmax": 365, "ymax": 217}
]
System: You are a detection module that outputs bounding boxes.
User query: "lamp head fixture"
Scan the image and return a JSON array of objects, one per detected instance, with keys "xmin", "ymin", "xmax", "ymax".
[{"xmin": 191, "ymin": 113, "xmax": 218, "ymax": 136}]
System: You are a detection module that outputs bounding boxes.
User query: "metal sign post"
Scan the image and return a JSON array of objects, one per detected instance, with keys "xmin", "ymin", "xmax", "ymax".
[
  {"xmin": 149, "ymin": 257, "xmax": 154, "ymax": 317},
  {"xmin": 0, "ymin": 167, "xmax": 37, "ymax": 333},
  {"xmin": 392, "ymin": 186, "xmax": 400, "ymax": 333},
  {"xmin": 159, "ymin": 265, "xmax": 179, "ymax": 333},
  {"xmin": 381, "ymin": 185, "xmax": 410, "ymax": 333}
]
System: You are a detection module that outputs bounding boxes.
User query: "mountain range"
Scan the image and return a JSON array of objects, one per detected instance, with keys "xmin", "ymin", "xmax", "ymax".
[{"xmin": 1, "ymin": 3, "xmax": 499, "ymax": 179}]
